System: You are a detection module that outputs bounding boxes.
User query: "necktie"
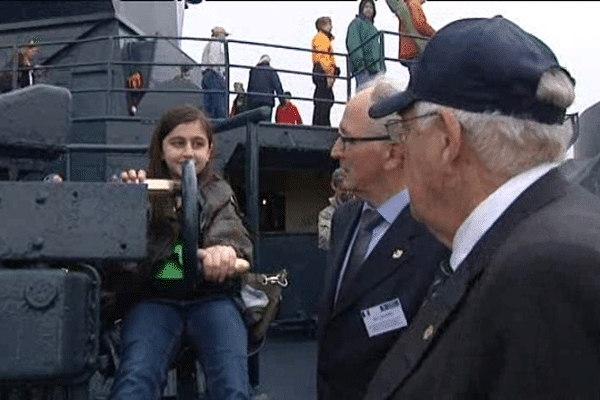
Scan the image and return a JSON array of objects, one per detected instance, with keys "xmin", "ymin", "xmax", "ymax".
[
  {"xmin": 337, "ymin": 208, "xmax": 383, "ymax": 304},
  {"xmin": 426, "ymin": 256, "xmax": 453, "ymax": 301}
]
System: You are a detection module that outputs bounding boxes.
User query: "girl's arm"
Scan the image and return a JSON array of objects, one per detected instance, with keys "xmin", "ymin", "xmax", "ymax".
[{"xmin": 198, "ymin": 179, "xmax": 253, "ymax": 282}]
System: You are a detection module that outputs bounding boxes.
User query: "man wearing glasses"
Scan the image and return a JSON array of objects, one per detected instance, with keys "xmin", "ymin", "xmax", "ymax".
[
  {"xmin": 316, "ymin": 76, "xmax": 448, "ymax": 400},
  {"xmin": 363, "ymin": 16, "xmax": 600, "ymax": 399}
]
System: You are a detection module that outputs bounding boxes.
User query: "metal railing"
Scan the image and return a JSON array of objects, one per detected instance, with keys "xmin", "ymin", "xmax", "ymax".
[{"xmin": 0, "ymin": 30, "xmax": 428, "ymax": 122}]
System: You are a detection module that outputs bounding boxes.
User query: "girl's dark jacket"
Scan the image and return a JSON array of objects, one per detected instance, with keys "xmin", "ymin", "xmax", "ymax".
[{"xmin": 102, "ymin": 175, "xmax": 252, "ymax": 321}]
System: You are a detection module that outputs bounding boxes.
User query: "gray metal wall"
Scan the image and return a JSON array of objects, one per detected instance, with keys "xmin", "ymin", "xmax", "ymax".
[
  {"xmin": 260, "ymin": 233, "xmax": 325, "ymax": 320},
  {"xmin": 575, "ymin": 100, "xmax": 600, "ymax": 159}
]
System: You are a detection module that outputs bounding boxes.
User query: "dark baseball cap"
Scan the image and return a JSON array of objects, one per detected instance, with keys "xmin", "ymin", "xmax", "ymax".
[{"xmin": 369, "ymin": 16, "xmax": 574, "ymax": 125}]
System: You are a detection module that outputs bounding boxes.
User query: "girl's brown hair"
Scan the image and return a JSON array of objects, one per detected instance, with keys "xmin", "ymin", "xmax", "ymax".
[{"xmin": 145, "ymin": 104, "xmax": 218, "ymax": 269}]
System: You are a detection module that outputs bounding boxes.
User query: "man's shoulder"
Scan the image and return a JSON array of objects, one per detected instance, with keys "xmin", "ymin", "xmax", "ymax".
[
  {"xmin": 484, "ymin": 181, "xmax": 600, "ymax": 278},
  {"xmin": 347, "ymin": 16, "xmax": 363, "ymax": 29}
]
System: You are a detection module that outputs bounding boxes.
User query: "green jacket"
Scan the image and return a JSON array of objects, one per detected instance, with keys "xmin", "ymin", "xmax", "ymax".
[{"xmin": 346, "ymin": 15, "xmax": 384, "ymax": 75}]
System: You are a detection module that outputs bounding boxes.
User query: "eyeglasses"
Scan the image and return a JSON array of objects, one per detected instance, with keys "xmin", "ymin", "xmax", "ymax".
[
  {"xmin": 334, "ymin": 132, "xmax": 392, "ymax": 149},
  {"xmin": 384, "ymin": 112, "xmax": 438, "ymax": 142}
]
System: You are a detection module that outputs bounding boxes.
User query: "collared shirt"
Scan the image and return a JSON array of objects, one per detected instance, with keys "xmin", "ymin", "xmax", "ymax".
[
  {"xmin": 334, "ymin": 189, "xmax": 410, "ymax": 303},
  {"xmin": 450, "ymin": 163, "xmax": 559, "ymax": 271},
  {"xmin": 201, "ymin": 39, "xmax": 225, "ymax": 76}
]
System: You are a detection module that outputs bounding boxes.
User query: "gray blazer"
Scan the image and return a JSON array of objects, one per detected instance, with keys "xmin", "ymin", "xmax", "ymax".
[{"xmin": 364, "ymin": 169, "xmax": 600, "ymax": 399}]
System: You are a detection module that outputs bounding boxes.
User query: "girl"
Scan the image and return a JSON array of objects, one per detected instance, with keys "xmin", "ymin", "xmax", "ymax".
[{"xmin": 109, "ymin": 104, "xmax": 252, "ymax": 400}]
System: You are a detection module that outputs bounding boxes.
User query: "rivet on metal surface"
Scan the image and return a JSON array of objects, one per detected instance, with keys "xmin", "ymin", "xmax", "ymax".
[
  {"xmin": 25, "ymin": 280, "xmax": 58, "ymax": 309},
  {"xmin": 32, "ymin": 237, "xmax": 44, "ymax": 250},
  {"xmin": 35, "ymin": 191, "xmax": 48, "ymax": 204}
]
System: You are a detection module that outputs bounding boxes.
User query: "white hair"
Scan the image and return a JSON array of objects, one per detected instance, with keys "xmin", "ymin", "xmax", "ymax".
[
  {"xmin": 413, "ymin": 69, "xmax": 575, "ymax": 177},
  {"xmin": 258, "ymin": 54, "xmax": 271, "ymax": 64},
  {"xmin": 366, "ymin": 74, "xmax": 406, "ymax": 135}
]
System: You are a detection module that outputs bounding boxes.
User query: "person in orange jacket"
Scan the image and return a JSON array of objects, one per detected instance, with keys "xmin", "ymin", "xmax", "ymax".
[
  {"xmin": 276, "ymin": 92, "xmax": 303, "ymax": 125},
  {"xmin": 385, "ymin": 0, "xmax": 435, "ymax": 66},
  {"xmin": 311, "ymin": 16, "xmax": 340, "ymax": 127}
]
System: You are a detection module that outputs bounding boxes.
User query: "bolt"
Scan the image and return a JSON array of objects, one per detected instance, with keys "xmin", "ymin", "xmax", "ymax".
[
  {"xmin": 35, "ymin": 191, "xmax": 48, "ymax": 204},
  {"xmin": 32, "ymin": 237, "xmax": 44, "ymax": 250},
  {"xmin": 87, "ymin": 356, "xmax": 97, "ymax": 367}
]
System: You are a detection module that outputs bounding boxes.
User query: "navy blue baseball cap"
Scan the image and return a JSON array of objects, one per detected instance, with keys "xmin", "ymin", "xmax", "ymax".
[{"xmin": 369, "ymin": 16, "xmax": 574, "ymax": 125}]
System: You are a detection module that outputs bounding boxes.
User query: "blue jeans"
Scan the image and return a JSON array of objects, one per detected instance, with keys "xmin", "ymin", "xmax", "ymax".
[
  {"xmin": 202, "ymin": 69, "xmax": 227, "ymax": 119},
  {"xmin": 108, "ymin": 295, "xmax": 249, "ymax": 400}
]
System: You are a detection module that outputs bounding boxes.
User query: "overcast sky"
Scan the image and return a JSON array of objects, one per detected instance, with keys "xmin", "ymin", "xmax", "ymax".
[{"xmin": 182, "ymin": 1, "xmax": 600, "ymax": 128}]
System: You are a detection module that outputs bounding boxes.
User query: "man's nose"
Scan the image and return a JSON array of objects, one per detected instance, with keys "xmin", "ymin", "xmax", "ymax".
[{"xmin": 330, "ymin": 138, "xmax": 343, "ymax": 159}]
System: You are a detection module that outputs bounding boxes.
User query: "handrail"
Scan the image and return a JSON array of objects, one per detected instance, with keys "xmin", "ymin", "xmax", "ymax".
[{"xmin": 1, "ymin": 30, "xmax": 428, "ymax": 119}]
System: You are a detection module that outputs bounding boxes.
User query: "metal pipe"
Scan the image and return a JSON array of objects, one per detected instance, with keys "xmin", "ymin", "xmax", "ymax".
[
  {"xmin": 106, "ymin": 36, "xmax": 114, "ymax": 115},
  {"xmin": 346, "ymin": 53, "xmax": 352, "ymax": 101},
  {"xmin": 380, "ymin": 31, "xmax": 386, "ymax": 73},
  {"xmin": 224, "ymin": 39, "xmax": 231, "ymax": 117},
  {"xmin": 65, "ymin": 144, "xmax": 148, "ymax": 153},
  {"xmin": 245, "ymin": 120, "xmax": 260, "ymax": 273},
  {"xmin": 10, "ymin": 42, "xmax": 17, "ymax": 92}
]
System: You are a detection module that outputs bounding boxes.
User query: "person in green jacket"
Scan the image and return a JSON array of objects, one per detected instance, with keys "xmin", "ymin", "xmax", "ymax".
[{"xmin": 346, "ymin": 0, "xmax": 384, "ymax": 90}]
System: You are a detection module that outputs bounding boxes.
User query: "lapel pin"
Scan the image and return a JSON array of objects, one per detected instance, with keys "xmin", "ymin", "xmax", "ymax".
[{"xmin": 392, "ymin": 249, "xmax": 404, "ymax": 259}]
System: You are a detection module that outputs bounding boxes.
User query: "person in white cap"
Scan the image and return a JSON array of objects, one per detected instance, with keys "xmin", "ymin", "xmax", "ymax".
[{"xmin": 201, "ymin": 26, "xmax": 229, "ymax": 119}]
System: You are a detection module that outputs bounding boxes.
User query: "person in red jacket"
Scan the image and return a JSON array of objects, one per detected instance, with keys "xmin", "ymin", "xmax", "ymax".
[
  {"xmin": 385, "ymin": 0, "xmax": 435, "ymax": 69},
  {"xmin": 276, "ymin": 92, "xmax": 303, "ymax": 125}
]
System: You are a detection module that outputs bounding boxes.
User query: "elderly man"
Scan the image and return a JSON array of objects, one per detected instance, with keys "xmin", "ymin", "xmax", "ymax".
[
  {"xmin": 316, "ymin": 76, "xmax": 448, "ymax": 400},
  {"xmin": 365, "ymin": 16, "xmax": 600, "ymax": 399}
]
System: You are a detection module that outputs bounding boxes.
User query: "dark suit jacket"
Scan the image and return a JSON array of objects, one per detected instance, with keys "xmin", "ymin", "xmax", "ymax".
[
  {"xmin": 317, "ymin": 199, "xmax": 448, "ymax": 400},
  {"xmin": 365, "ymin": 169, "xmax": 600, "ymax": 399}
]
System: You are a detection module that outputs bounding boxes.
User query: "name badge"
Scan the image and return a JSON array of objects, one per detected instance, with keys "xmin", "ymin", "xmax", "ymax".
[{"xmin": 361, "ymin": 298, "xmax": 407, "ymax": 338}]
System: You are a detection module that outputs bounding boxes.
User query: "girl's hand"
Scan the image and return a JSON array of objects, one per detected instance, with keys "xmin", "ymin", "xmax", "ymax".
[
  {"xmin": 121, "ymin": 169, "xmax": 147, "ymax": 184},
  {"xmin": 197, "ymin": 245, "xmax": 250, "ymax": 283}
]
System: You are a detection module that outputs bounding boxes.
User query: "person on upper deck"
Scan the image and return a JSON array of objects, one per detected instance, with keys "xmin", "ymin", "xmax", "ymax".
[
  {"xmin": 230, "ymin": 82, "xmax": 248, "ymax": 117},
  {"xmin": 0, "ymin": 39, "xmax": 39, "ymax": 93},
  {"xmin": 246, "ymin": 54, "xmax": 284, "ymax": 122},
  {"xmin": 385, "ymin": 0, "xmax": 434, "ymax": 70},
  {"xmin": 346, "ymin": 0, "xmax": 384, "ymax": 90},
  {"xmin": 201, "ymin": 26, "xmax": 229, "ymax": 119},
  {"xmin": 311, "ymin": 17, "xmax": 340, "ymax": 127},
  {"xmin": 275, "ymin": 91, "xmax": 303, "ymax": 125}
]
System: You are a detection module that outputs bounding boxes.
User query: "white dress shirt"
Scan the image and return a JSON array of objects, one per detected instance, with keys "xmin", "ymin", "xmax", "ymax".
[{"xmin": 450, "ymin": 163, "xmax": 559, "ymax": 271}]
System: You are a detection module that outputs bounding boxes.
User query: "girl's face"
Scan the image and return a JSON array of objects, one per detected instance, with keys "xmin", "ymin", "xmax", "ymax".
[{"xmin": 161, "ymin": 120, "xmax": 212, "ymax": 179}]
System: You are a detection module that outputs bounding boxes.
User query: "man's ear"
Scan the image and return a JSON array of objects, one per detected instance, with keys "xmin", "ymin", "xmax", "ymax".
[
  {"xmin": 437, "ymin": 108, "xmax": 462, "ymax": 167},
  {"xmin": 384, "ymin": 141, "xmax": 405, "ymax": 171}
]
